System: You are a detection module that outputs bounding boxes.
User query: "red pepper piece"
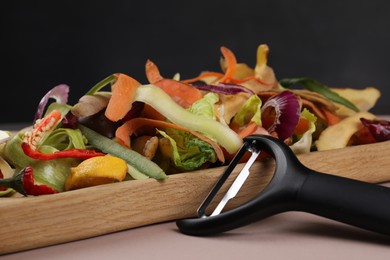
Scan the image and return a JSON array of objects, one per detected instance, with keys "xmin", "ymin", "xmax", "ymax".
[
  {"xmin": 24, "ymin": 109, "xmax": 63, "ymax": 149},
  {"xmin": 21, "ymin": 142, "xmax": 105, "ymax": 160},
  {"xmin": 22, "ymin": 166, "xmax": 58, "ymax": 196},
  {"xmin": 0, "ymin": 171, "xmax": 7, "ymax": 191}
]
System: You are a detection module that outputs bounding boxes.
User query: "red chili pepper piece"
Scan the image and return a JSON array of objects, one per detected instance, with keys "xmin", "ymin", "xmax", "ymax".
[
  {"xmin": 22, "ymin": 166, "xmax": 58, "ymax": 196},
  {"xmin": 21, "ymin": 142, "xmax": 106, "ymax": 160}
]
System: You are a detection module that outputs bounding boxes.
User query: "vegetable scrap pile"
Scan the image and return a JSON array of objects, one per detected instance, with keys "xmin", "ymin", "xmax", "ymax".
[{"xmin": 1, "ymin": 44, "xmax": 389, "ymax": 197}]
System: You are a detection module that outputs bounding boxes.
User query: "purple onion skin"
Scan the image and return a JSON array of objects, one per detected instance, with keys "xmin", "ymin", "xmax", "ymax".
[
  {"xmin": 261, "ymin": 91, "xmax": 300, "ymax": 141},
  {"xmin": 61, "ymin": 112, "xmax": 79, "ymax": 129},
  {"xmin": 192, "ymin": 82, "xmax": 254, "ymax": 95},
  {"xmin": 34, "ymin": 84, "xmax": 70, "ymax": 122},
  {"xmin": 77, "ymin": 102, "xmax": 144, "ymax": 139},
  {"xmin": 122, "ymin": 101, "xmax": 145, "ymax": 122},
  {"xmin": 360, "ymin": 118, "xmax": 390, "ymax": 142},
  {"xmin": 77, "ymin": 110, "xmax": 122, "ymax": 139}
]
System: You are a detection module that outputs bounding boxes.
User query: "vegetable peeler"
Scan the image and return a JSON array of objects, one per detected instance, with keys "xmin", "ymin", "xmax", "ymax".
[{"xmin": 176, "ymin": 135, "xmax": 390, "ymax": 236}]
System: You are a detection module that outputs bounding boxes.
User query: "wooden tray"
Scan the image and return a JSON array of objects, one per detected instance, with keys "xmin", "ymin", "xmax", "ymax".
[{"xmin": 1, "ymin": 141, "xmax": 390, "ymax": 255}]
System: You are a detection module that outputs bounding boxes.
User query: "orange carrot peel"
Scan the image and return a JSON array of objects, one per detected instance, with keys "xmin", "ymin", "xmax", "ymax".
[
  {"xmin": 145, "ymin": 60, "xmax": 203, "ymax": 108},
  {"xmin": 105, "ymin": 73, "xmax": 141, "ymax": 122},
  {"xmin": 219, "ymin": 46, "xmax": 237, "ymax": 83}
]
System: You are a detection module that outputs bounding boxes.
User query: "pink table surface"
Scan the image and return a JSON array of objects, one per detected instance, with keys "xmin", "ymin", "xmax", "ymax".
[{"xmin": 3, "ymin": 183, "xmax": 390, "ymax": 260}]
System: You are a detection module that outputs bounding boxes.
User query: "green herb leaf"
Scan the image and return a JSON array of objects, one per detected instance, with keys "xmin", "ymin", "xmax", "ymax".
[{"xmin": 279, "ymin": 77, "xmax": 359, "ymax": 112}]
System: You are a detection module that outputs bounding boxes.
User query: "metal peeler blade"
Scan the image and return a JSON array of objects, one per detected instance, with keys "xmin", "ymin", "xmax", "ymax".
[
  {"xmin": 196, "ymin": 140, "xmax": 260, "ymax": 218},
  {"xmin": 210, "ymin": 143, "xmax": 260, "ymax": 216}
]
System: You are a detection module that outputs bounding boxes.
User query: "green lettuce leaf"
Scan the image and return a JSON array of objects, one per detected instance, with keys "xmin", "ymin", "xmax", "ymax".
[
  {"xmin": 232, "ymin": 94, "xmax": 262, "ymax": 126},
  {"xmin": 157, "ymin": 129, "xmax": 217, "ymax": 171},
  {"xmin": 290, "ymin": 108, "xmax": 317, "ymax": 154},
  {"xmin": 188, "ymin": 92, "xmax": 219, "ymax": 119}
]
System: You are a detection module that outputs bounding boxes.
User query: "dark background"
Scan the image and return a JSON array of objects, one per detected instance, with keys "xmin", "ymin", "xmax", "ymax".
[{"xmin": 1, "ymin": 0, "xmax": 389, "ymax": 124}]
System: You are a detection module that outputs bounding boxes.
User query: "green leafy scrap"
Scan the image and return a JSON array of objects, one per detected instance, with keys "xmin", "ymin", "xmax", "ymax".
[{"xmin": 279, "ymin": 77, "xmax": 359, "ymax": 112}]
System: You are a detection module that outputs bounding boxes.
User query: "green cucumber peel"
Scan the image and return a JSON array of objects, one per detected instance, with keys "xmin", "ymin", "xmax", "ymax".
[
  {"xmin": 78, "ymin": 124, "xmax": 167, "ymax": 180},
  {"xmin": 134, "ymin": 84, "xmax": 243, "ymax": 154}
]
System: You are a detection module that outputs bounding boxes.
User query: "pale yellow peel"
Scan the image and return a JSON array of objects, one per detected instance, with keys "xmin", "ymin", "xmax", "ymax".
[
  {"xmin": 254, "ymin": 44, "xmax": 277, "ymax": 85},
  {"xmin": 316, "ymin": 111, "xmax": 377, "ymax": 151},
  {"xmin": 71, "ymin": 93, "xmax": 111, "ymax": 118},
  {"xmin": 331, "ymin": 87, "xmax": 381, "ymax": 117}
]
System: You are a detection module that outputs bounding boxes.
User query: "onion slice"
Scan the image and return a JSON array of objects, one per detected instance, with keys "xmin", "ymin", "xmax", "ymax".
[
  {"xmin": 261, "ymin": 91, "xmax": 300, "ymax": 140},
  {"xmin": 192, "ymin": 82, "xmax": 254, "ymax": 95},
  {"xmin": 360, "ymin": 118, "xmax": 390, "ymax": 142},
  {"xmin": 34, "ymin": 84, "xmax": 70, "ymax": 122}
]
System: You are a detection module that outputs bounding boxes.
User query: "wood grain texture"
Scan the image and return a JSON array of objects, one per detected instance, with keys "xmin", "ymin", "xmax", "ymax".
[{"xmin": 1, "ymin": 141, "xmax": 389, "ymax": 254}]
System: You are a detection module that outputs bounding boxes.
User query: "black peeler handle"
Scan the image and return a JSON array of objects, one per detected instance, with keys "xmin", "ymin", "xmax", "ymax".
[
  {"xmin": 297, "ymin": 169, "xmax": 390, "ymax": 236},
  {"xmin": 176, "ymin": 135, "xmax": 390, "ymax": 236}
]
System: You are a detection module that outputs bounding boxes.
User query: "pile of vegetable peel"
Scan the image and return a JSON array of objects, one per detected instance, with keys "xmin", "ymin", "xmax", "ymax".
[{"xmin": 1, "ymin": 44, "xmax": 389, "ymax": 197}]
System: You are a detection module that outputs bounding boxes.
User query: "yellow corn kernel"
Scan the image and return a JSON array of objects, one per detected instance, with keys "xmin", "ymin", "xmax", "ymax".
[{"xmin": 65, "ymin": 155, "xmax": 127, "ymax": 191}]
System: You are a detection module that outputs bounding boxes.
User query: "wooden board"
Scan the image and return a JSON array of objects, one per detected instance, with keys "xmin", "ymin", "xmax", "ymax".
[{"xmin": 1, "ymin": 141, "xmax": 390, "ymax": 254}]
